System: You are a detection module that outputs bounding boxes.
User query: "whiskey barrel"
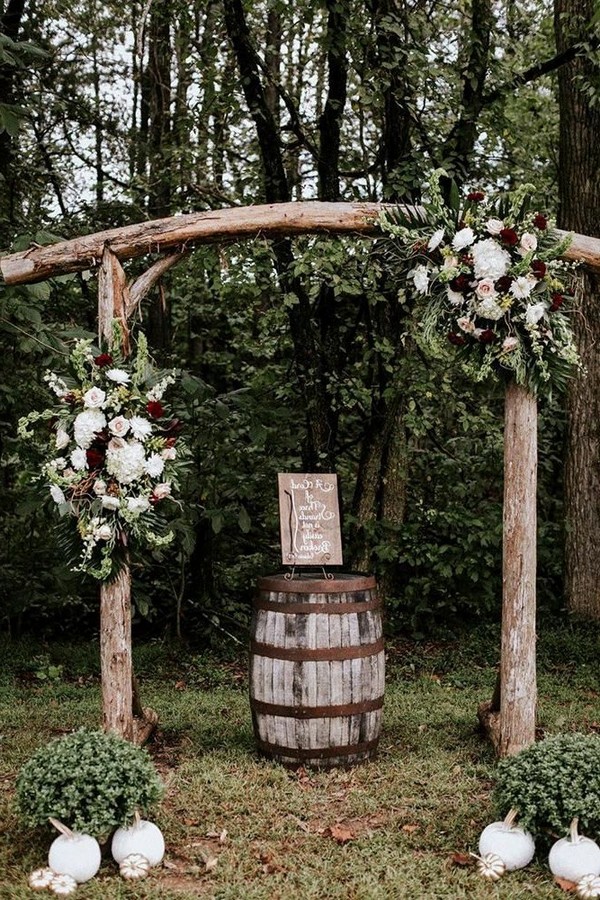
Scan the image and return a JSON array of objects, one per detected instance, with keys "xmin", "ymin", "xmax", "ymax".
[{"xmin": 249, "ymin": 574, "xmax": 384, "ymax": 768}]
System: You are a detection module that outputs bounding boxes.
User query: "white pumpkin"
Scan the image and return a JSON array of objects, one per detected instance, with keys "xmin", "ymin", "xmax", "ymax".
[
  {"xmin": 473, "ymin": 852, "xmax": 506, "ymax": 881},
  {"xmin": 47, "ymin": 818, "xmax": 101, "ymax": 884},
  {"xmin": 578, "ymin": 874, "xmax": 600, "ymax": 899},
  {"xmin": 478, "ymin": 808, "xmax": 535, "ymax": 871},
  {"xmin": 111, "ymin": 812, "xmax": 165, "ymax": 867},
  {"xmin": 119, "ymin": 852, "xmax": 150, "ymax": 880},
  {"xmin": 28, "ymin": 867, "xmax": 55, "ymax": 890},
  {"xmin": 50, "ymin": 873, "xmax": 78, "ymax": 896},
  {"xmin": 549, "ymin": 818, "xmax": 600, "ymax": 884}
]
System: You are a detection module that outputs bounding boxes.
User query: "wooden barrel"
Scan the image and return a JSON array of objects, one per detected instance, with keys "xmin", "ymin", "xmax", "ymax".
[{"xmin": 249, "ymin": 574, "xmax": 384, "ymax": 768}]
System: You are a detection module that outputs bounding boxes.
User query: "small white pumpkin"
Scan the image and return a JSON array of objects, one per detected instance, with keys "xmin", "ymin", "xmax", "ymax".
[
  {"xmin": 47, "ymin": 818, "xmax": 101, "ymax": 884},
  {"xmin": 119, "ymin": 852, "xmax": 150, "ymax": 880},
  {"xmin": 578, "ymin": 874, "xmax": 600, "ymax": 899},
  {"xmin": 472, "ymin": 851, "xmax": 506, "ymax": 881},
  {"xmin": 111, "ymin": 811, "xmax": 165, "ymax": 867},
  {"xmin": 28, "ymin": 867, "xmax": 55, "ymax": 890},
  {"xmin": 549, "ymin": 818, "xmax": 600, "ymax": 884},
  {"xmin": 50, "ymin": 873, "xmax": 78, "ymax": 896},
  {"xmin": 478, "ymin": 808, "xmax": 535, "ymax": 871}
]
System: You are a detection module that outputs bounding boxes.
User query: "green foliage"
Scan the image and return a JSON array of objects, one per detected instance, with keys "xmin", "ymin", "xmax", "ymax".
[
  {"xmin": 494, "ymin": 734, "xmax": 600, "ymax": 838},
  {"xmin": 16, "ymin": 729, "xmax": 163, "ymax": 838}
]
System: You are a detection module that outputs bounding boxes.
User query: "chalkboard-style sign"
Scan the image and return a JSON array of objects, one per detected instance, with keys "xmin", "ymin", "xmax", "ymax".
[{"xmin": 277, "ymin": 473, "xmax": 343, "ymax": 566}]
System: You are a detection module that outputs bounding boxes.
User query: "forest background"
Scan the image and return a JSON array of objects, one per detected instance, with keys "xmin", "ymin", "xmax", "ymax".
[{"xmin": 0, "ymin": 0, "xmax": 599, "ymax": 644}]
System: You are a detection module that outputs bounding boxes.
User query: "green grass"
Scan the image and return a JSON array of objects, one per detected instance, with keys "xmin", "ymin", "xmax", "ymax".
[{"xmin": 0, "ymin": 621, "xmax": 598, "ymax": 899}]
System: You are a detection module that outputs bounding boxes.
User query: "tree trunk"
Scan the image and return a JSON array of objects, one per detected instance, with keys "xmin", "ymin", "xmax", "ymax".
[
  {"xmin": 496, "ymin": 382, "xmax": 538, "ymax": 755},
  {"xmin": 556, "ymin": 0, "xmax": 600, "ymax": 620},
  {"xmin": 100, "ymin": 564, "xmax": 133, "ymax": 741}
]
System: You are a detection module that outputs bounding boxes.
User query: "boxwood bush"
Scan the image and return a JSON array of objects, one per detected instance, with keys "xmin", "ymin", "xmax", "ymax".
[
  {"xmin": 494, "ymin": 733, "xmax": 600, "ymax": 838},
  {"xmin": 16, "ymin": 729, "xmax": 163, "ymax": 838}
]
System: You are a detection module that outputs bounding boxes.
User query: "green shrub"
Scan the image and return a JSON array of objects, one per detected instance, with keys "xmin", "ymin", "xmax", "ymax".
[
  {"xmin": 16, "ymin": 729, "xmax": 163, "ymax": 838},
  {"xmin": 494, "ymin": 733, "xmax": 600, "ymax": 837}
]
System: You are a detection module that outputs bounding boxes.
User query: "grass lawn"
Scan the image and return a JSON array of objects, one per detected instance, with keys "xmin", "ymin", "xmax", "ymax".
[{"xmin": 0, "ymin": 619, "xmax": 599, "ymax": 899}]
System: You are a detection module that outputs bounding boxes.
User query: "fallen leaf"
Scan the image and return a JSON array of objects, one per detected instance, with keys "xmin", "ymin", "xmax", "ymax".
[
  {"xmin": 174, "ymin": 680, "xmax": 187, "ymax": 690},
  {"xmin": 326, "ymin": 824, "xmax": 356, "ymax": 844},
  {"xmin": 402, "ymin": 824, "xmax": 420, "ymax": 834},
  {"xmin": 553, "ymin": 876, "xmax": 578, "ymax": 893},
  {"xmin": 162, "ymin": 860, "xmax": 178, "ymax": 870},
  {"xmin": 183, "ymin": 818, "xmax": 200, "ymax": 827},
  {"xmin": 450, "ymin": 852, "xmax": 474, "ymax": 867},
  {"xmin": 205, "ymin": 857, "xmax": 218, "ymax": 873},
  {"xmin": 219, "ymin": 829, "xmax": 228, "ymax": 844}
]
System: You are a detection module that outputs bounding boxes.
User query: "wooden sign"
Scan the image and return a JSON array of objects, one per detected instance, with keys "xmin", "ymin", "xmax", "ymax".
[{"xmin": 277, "ymin": 473, "xmax": 343, "ymax": 566}]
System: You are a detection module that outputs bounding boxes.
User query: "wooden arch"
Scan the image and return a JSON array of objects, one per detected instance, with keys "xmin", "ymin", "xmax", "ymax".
[{"xmin": 3, "ymin": 201, "xmax": 600, "ymax": 754}]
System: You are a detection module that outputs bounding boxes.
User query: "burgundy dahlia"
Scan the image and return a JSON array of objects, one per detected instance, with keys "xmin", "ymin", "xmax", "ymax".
[
  {"xmin": 479, "ymin": 329, "xmax": 496, "ymax": 344},
  {"xmin": 450, "ymin": 274, "xmax": 471, "ymax": 293},
  {"xmin": 495, "ymin": 275, "xmax": 513, "ymax": 293},
  {"xmin": 86, "ymin": 447, "xmax": 105, "ymax": 470},
  {"xmin": 550, "ymin": 293, "xmax": 564, "ymax": 312},
  {"xmin": 448, "ymin": 332, "xmax": 466, "ymax": 346},
  {"xmin": 531, "ymin": 260, "xmax": 547, "ymax": 279},
  {"xmin": 499, "ymin": 227, "xmax": 519, "ymax": 247},
  {"xmin": 533, "ymin": 213, "xmax": 548, "ymax": 230},
  {"xmin": 94, "ymin": 353, "xmax": 113, "ymax": 367},
  {"xmin": 467, "ymin": 191, "xmax": 485, "ymax": 202},
  {"xmin": 146, "ymin": 401, "xmax": 164, "ymax": 419}
]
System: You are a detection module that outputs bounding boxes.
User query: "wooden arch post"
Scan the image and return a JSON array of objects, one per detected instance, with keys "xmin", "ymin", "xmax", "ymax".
[{"xmin": 2, "ymin": 202, "xmax": 600, "ymax": 751}]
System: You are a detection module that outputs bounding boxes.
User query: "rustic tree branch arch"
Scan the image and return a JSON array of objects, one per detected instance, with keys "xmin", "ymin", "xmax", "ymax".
[{"xmin": 3, "ymin": 201, "xmax": 600, "ymax": 755}]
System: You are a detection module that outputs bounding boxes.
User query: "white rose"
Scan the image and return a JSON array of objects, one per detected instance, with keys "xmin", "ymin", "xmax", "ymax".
[
  {"xmin": 145, "ymin": 453, "xmax": 165, "ymax": 478},
  {"xmin": 95, "ymin": 523, "xmax": 113, "ymax": 541},
  {"xmin": 49, "ymin": 485, "xmax": 66, "ymax": 505},
  {"xmin": 452, "ymin": 227, "xmax": 475, "ymax": 251},
  {"xmin": 485, "ymin": 218, "xmax": 505, "ymax": 235},
  {"xmin": 153, "ymin": 482, "xmax": 172, "ymax": 501},
  {"xmin": 475, "ymin": 278, "xmax": 497, "ymax": 299},
  {"xmin": 101, "ymin": 495, "xmax": 120, "ymax": 510},
  {"xmin": 411, "ymin": 264, "xmax": 430, "ymax": 294},
  {"xmin": 502, "ymin": 336, "xmax": 519, "ymax": 352},
  {"xmin": 471, "ymin": 239, "xmax": 511, "ymax": 280},
  {"xmin": 161, "ymin": 446, "xmax": 177, "ymax": 461},
  {"xmin": 126, "ymin": 496, "xmax": 150, "ymax": 516},
  {"xmin": 443, "ymin": 255, "xmax": 460, "ymax": 270},
  {"xmin": 93, "ymin": 479, "xmax": 107, "ymax": 496},
  {"xmin": 525, "ymin": 302, "xmax": 547, "ymax": 325},
  {"xmin": 427, "ymin": 228, "xmax": 445, "ymax": 251},
  {"xmin": 519, "ymin": 232, "xmax": 537, "ymax": 255},
  {"xmin": 457, "ymin": 317, "xmax": 474, "ymax": 333},
  {"xmin": 106, "ymin": 368, "xmax": 130, "ymax": 384},
  {"xmin": 510, "ymin": 276, "xmax": 536, "ymax": 300},
  {"xmin": 109, "ymin": 415, "xmax": 130, "ymax": 438},
  {"xmin": 55, "ymin": 428, "xmax": 70, "ymax": 450},
  {"xmin": 83, "ymin": 386, "xmax": 106, "ymax": 409},
  {"xmin": 70, "ymin": 447, "xmax": 88, "ymax": 471},
  {"xmin": 129, "ymin": 416, "xmax": 153, "ymax": 442}
]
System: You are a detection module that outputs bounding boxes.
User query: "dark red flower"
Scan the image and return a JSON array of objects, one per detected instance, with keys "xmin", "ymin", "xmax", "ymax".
[
  {"xmin": 495, "ymin": 275, "xmax": 513, "ymax": 293},
  {"xmin": 147, "ymin": 401, "xmax": 164, "ymax": 419},
  {"xmin": 450, "ymin": 274, "xmax": 471, "ymax": 293},
  {"xmin": 499, "ymin": 228, "xmax": 519, "ymax": 246},
  {"xmin": 163, "ymin": 418, "xmax": 183, "ymax": 436},
  {"xmin": 533, "ymin": 213, "xmax": 548, "ymax": 230},
  {"xmin": 94, "ymin": 353, "xmax": 113, "ymax": 367},
  {"xmin": 86, "ymin": 447, "xmax": 105, "ymax": 470},
  {"xmin": 550, "ymin": 292, "xmax": 564, "ymax": 312},
  {"xmin": 448, "ymin": 332, "xmax": 466, "ymax": 346},
  {"xmin": 531, "ymin": 260, "xmax": 547, "ymax": 279},
  {"xmin": 479, "ymin": 329, "xmax": 496, "ymax": 344},
  {"xmin": 467, "ymin": 191, "xmax": 485, "ymax": 202},
  {"xmin": 63, "ymin": 391, "xmax": 77, "ymax": 405}
]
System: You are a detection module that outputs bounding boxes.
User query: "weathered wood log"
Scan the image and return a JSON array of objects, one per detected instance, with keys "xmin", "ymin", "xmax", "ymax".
[
  {"xmin": 98, "ymin": 246, "xmax": 130, "ymax": 354},
  {"xmin": 498, "ymin": 381, "xmax": 538, "ymax": 756},
  {"xmin": 100, "ymin": 565, "xmax": 134, "ymax": 742},
  {"xmin": 2, "ymin": 201, "xmax": 599, "ymax": 285},
  {"xmin": 249, "ymin": 574, "xmax": 385, "ymax": 768},
  {"xmin": 127, "ymin": 251, "xmax": 188, "ymax": 319}
]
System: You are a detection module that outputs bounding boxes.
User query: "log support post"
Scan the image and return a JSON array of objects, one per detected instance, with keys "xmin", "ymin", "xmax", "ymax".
[{"xmin": 499, "ymin": 380, "xmax": 537, "ymax": 755}]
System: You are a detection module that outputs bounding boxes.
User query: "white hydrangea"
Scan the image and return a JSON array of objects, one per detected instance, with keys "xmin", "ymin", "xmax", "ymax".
[
  {"xmin": 475, "ymin": 297, "xmax": 505, "ymax": 321},
  {"xmin": 74, "ymin": 409, "xmax": 106, "ymax": 448},
  {"xmin": 145, "ymin": 453, "xmax": 165, "ymax": 478},
  {"xmin": 106, "ymin": 440, "xmax": 146, "ymax": 484},
  {"xmin": 471, "ymin": 239, "xmax": 511, "ymax": 280},
  {"xmin": 129, "ymin": 416, "xmax": 153, "ymax": 441}
]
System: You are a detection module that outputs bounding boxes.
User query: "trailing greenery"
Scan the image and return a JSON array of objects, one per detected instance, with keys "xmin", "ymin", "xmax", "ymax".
[
  {"xmin": 16, "ymin": 728, "xmax": 163, "ymax": 838},
  {"xmin": 494, "ymin": 734, "xmax": 600, "ymax": 838}
]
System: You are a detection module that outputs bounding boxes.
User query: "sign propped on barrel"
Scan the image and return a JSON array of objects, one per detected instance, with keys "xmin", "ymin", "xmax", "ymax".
[{"xmin": 277, "ymin": 473, "xmax": 343, "ymax": 566}]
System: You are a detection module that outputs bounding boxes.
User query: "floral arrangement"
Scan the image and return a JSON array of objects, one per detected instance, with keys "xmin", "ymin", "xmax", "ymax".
[
  {"xmin": 18, "ymin": 329, "xmax": 182, "ymax": 581},
  {"xmin": 378, "ymin": 171, "xmax": 580, "ymax": 393}
]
